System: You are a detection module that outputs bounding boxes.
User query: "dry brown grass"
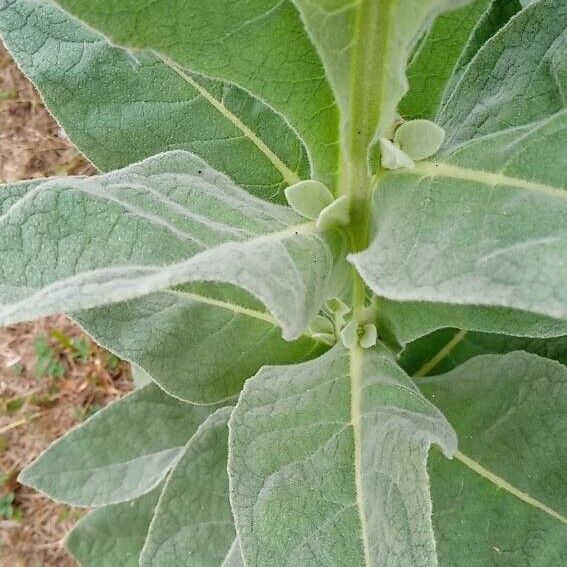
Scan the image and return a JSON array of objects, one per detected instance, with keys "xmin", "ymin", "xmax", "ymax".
[
  {"xmin": 0, "ymin": 45, "xmax": 95, "ymax": 183},
  {"xmin": 0, "ymin": 43, "xmax": 132, "ymax": 566},
  {"xmin": 0, "ymin": 317, "xmax": 132, "ymax": 567}
]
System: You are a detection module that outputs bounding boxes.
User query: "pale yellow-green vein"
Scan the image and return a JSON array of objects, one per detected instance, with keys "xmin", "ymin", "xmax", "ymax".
[
  {"xmin": 157, "ymin": 53, "xmax": 302, "ymax": 187},
  {"xmin": 411, "ymin": 161, "xmax": 565, "ymax": 200},
  {"xmin": 413, "ymin": 330, "xmax": 468, "ymax": 378},
  {"xmin": 455, "ymin": 450, "xmax": 567, "ymax": 526},
  {"xmin": 164, "ymin": 289, "xmax": 278, "ymax": 325}
]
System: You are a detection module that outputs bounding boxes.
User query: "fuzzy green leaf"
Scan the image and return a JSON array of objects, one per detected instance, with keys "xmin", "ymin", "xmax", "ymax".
[
  {"xmin": 0, "ymin": 151, "xmax": 347, "ymax": 340},
  {"xmin": 1, "ymin": 0, "xmax": 564, "ymax": 563},
  {"xmin": 400, "ymin": 0, "xmax": 491, "ymax": 120},
  {"xmin": 229, "ymin": 345, "xmax": 456, "ymax": 566},
  {"xmin": 140, "ymin": 408, "xmax": 235, "ymax": 566},
  {"xmin": 377, "ymin": 299, "xmax": 567, "ymax": 348},
  {"xmin": 421, "ymin": 353, "xmax": 567, "ymax": 565},
  {"xmin": 285, "ymin": 180, "xmax": 334, "ymax": 220},
  {"xmin": 75, "ymin": 284, "xmax": 326, "ymax": 404},
  {"xmin": 393, "ymin": 119, "xmax": 446, "ymax": 161},
  {"xmin": 66, "ymin": 485, "xmax": 162, "ymax": 567},
  {"xmin": 440, "ymin": 0, "xmax": 521, "ymax": 101},
  {"xmin": 354, "ymin": 1, "xmax": 567, "ymax": 331},
  {"xmin": 0, "ymin": 0, "xmax": 310, "ymax": 201},
  {"xmin": 49, "ymin": 0, "xmax": 339, "ymax": 187},
  {"xmin": 19, "ymin": 384, "xmax": 217, "ymax": 506},
  {"xmin": 439, "ymin": 0, "xmax": 567, "ymax": 149},
  {"xmin": 353, "ymin": 107, "xmax": 567, "ymax": 328},
  {"xmin": 316, "ymin": 196, "xmax": 351, "ymax": 231}
]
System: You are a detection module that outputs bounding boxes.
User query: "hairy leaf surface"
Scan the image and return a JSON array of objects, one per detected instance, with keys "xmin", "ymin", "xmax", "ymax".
[
  {"xmin": 292, "ymin": 0, "xmax": 472, "ymax": 148},
  {"xmin": 0, "ymin": 151, "xmax": 346, "ymax": 340},
  {"xmin": 140, "ymin": 407, "xmax": 236, "ymax": 567},
  {"xmin": 421, "ymin": 353, "xmax": 567, "ymax": 565},
  {"xmin": 354, "ymin": 1, "xmax": 567, "ymax": 330},
  {"xmin": 229, "ymin": 345, "xmax": 456, "ymax": 566},
  {"xmin": 440, "ymin": 0, "xmax": 521, "ymax": 102},
  {"xmin": 378, "ymin": 299, "xmax": 567, "ymax": 348},
  {"xmin": 439, "ymin": 0, "xmax": 567, "ymax": 149},
  {"xmin": 1, "ymin": 0, "xmax": 565, "ymax": 563},
  {"xmin": 400, "ymin": 0, "xmax": 490, "ymax": 120},
  {"xmin": 0, "ymin": 0, "xmax": 310, "ymax": 201},
  {"xmin": 354, "ymin": 108, "xmax": 567, "ymax": 325},
  {"xmin": 51, "ymin": 0, "xmax": 339, "ymax": 187},
  {"xmin": 75, "ymin": 284, "xmax": 325, "ymax": 403},
  {"xmin": 19, "ymin": 384, "xmax": 217, "ymax": 506},
  {"xmin": 66, "ymin": 485, "xmax": 162, "ymax": 567}
]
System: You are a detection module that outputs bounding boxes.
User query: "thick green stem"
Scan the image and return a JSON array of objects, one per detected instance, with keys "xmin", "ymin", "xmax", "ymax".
[
  {"xmin": 336, "ymin": 3, "xmax": 396, "ymax": 558},
  {"xmin": 338, "ymin": 0, "xmax": 395, "ymax": 263},
  {"xmin": 338, "ymin": 0, "xmax": 392, "ymax": 316}
]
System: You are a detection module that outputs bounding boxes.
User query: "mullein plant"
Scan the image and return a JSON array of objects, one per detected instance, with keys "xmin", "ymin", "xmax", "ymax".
[{"xmin": 0, "ymin": 0, "xmax": 566, "ymax": 564}]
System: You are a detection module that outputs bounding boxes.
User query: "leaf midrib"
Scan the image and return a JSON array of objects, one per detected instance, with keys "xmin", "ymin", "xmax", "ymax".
[
  {"xmin": 408, "ymin": 161, "xmax": 566, "ymax": 199},
  {"xmin": 349, "ymin": 345, "xmax": 371, "ymax": 564},
  {"xmin": 454, "ymin": 449, "xmax": 567, "ymax": 526},
  {"xmin": 413, "ymin": 329, "xmax": 468, "ymax": 378},
  {"xmin": 164, "ymin": 289, "xmax": 278, "ymax": 325},
  {"xmin": 164, "ymin": 287, "xmax": 328, "ymax": 347},
  {"xmin": 157, "ymin": 53, "xmax": 302, "ymax": 187},
  {"xmin": 414, "ymin": 338, "xmax": 567, "ymax": 527}
]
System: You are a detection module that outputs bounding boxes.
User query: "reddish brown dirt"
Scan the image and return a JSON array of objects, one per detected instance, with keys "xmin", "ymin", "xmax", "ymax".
[{"xmin": 0, "ymin": 44, "xmax": 132, "ymax": 566}]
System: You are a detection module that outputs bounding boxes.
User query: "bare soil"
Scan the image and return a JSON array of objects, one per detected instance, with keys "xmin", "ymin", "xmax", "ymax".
[{"xmin": 0, "ymin": 43, "xmax": 133, "ymax": 566}]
